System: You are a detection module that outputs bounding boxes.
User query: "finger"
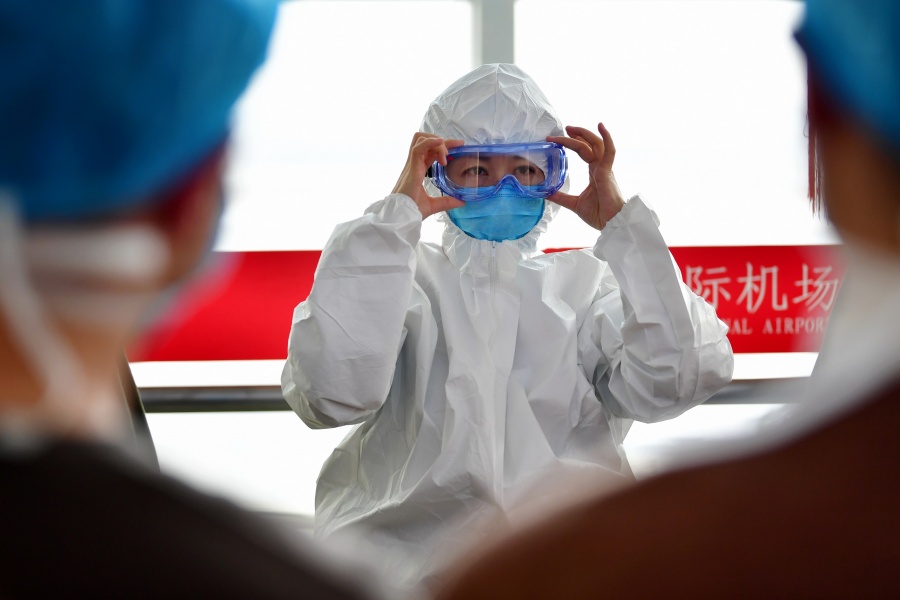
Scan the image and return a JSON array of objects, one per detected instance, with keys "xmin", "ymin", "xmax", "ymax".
[
  {"xmin": 565, "ymin": 125, "xmax": 605, "ymax": 164},
  {"xmin": 402, "ymin": 141, "xmax": 445, "ymax": 184},
  {"xmin": 433, "ymin": 138, "xmax": 467, "ymax": 166},
  {"xmin": 547, "ymin": 135, "xmax": 594, "ymax": 163},
  {"xmin": 547, "ymin": 190, "xmax": 579, "ymax": 212},
  {"xmin": 412, "ymin": 134, "xmax": 462, "ymax": 149},
  {"xmin": 409, "ymin": 131, "xmax": 439, "ymax": 151},
  {"xmin": 565, "ymin": 125, "xmax": 601, "ymax": 143},
  {"xmin": 413, "ymin": 135, "xmax": 446, "ymax": 151},
  {"xmin": 597, "ymin": 123, "xmax": 616, "ymax": 168},
  {"xmin": 412, "ymin": 132, "xmax": 440, "ymax": 142},
  {"xmin": 413, "ymin": 136, "xmax": 450, "ymax": 164},
  {"xmin": 430, "ymin": 194, "xmax": 465, "ymax": 213},
  {"xmin": 424, "ymin": 142, "xmax": 449, "ymax": 167},
  {"xmin": 428, "ymin": 140, "xmax": 456, "ymax": 167}
]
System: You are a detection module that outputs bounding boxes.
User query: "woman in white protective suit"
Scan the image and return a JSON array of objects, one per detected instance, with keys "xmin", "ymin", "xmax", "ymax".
[{"xmin": 282, "ymin": 63, "xmax": 734, "ymax": 588}]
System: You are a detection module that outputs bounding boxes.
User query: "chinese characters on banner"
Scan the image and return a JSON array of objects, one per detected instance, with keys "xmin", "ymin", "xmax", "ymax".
[
  {"xmin": 129, "ymin": 246, "xmax": 845, "ymax": 361},
  {"xmin": 670, "ymin": 245, "xmax": 844, "ymax": 353}
]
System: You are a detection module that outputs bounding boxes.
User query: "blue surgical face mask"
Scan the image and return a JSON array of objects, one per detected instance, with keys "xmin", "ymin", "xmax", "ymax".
[{"xmin": 447, "ymin": 183, "xmax": 545, "ymax": 242}]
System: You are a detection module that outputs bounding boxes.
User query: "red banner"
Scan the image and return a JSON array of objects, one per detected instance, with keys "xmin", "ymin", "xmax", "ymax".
[
  {"xmin": 128, "ymin": 245, "xmax": 844, "ymax": 361},
  {"xmin": 129, "ymin": 251, "xmax": 320, "ymax": 362},
  {"xmin": 672, "ymin": 245, "xmax": 843, "ymax": 352}
]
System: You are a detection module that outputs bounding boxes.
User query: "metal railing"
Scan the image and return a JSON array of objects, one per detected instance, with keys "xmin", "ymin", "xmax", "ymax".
[{"xmin": 138, "ymin": 378, "xmax": 807, "ymax": 413}]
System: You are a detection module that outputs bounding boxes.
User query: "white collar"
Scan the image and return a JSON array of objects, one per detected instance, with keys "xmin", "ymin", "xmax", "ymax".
[{"xmin": 437, "ymin": 201, "xmax": 559, "ymax": 276}]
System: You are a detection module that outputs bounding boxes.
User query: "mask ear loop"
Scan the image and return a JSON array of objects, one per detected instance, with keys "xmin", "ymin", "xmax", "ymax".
[
  {"xmin": 26, "ymin": 224, "xmax": 171, "ymax": 328},
  {"xmin": 0, "ymin": 194, "xmax": 115, "ymax": 445}
]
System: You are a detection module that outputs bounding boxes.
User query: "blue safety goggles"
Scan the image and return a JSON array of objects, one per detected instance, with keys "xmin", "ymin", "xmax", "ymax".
[{"xmin": 430, "ymin": 142, "xmax": 567, "ymax": 202}]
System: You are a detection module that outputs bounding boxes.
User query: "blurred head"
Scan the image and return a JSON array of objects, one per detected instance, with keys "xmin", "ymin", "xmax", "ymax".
[
  {"xmin": 797, "ymin": 0, "xmax": 900, "ymax": 258},
  {"xmin": 0, "ymin": 0, "xmax": 276, "ymax": 225},
  {"xmin": 0, "ymin": 0, "xmax": 277, "ymax": 436},
  {"xmin": 0, "ymin": 0, "xmax": 279, "ymax": 290}
]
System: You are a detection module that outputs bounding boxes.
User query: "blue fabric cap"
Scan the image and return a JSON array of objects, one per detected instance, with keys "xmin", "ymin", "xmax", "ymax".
[
  {"xmin": 0, "ymin": 0, "xmax": 278, "ymax": 223},
  {"xmin": 796, "ymin": 0, "xmax": 900, "ymax": 149}
]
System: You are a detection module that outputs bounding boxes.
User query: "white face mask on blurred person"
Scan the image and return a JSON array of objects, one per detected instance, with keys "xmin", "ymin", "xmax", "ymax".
[{"xmin": 0, "ymin": 195, "xmax": 171, "ymax": 444}]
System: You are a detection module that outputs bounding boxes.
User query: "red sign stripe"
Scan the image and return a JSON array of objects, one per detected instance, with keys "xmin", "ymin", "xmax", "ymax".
[{"xmin": 128, "ymin": 245, "xmax": 843, "ymax": 361}]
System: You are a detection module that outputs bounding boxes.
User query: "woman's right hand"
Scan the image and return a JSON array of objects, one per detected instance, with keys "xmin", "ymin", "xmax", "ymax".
[{"xmin": 392, "ymin": 133, "xmax": 466, "ymax": 219}]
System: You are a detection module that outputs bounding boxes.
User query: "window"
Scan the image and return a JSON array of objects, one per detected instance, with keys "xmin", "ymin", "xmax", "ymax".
[
  {"xmin": 140, "ymin": 0, "xmax": 827, "ymax": 517},
  {"xmin": 220, "ymin": 0, "xmax": 474, "ymax": 252}
]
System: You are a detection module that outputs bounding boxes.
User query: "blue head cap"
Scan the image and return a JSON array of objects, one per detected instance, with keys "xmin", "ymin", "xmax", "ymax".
[
  {"xmin": 796, "ymin": 0, "xmax": 900, "ymax": 149},
  {"xmin": 0, "ymin": 0, "xmax": 278, "ymax": 223}
]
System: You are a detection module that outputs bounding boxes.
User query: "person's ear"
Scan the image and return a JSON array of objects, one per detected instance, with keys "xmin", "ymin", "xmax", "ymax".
[{"xmin": 151, "ymin": 144, "xmax": 228, "ymax": 283}]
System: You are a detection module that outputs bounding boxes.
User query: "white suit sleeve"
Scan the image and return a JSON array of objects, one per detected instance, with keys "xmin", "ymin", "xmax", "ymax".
[
  {"xmin": 281, "ymin": 194, "xmax": 422, "ymax": 429},
  {"xmin": 581, "ymin": 195, "xmax": 734, "ymax": 423}
]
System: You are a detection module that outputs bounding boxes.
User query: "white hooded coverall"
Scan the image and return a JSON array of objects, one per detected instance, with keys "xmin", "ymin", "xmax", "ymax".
[{"xmin": 282, "ymin": 64, "xmax": 734, "ymax": 587}]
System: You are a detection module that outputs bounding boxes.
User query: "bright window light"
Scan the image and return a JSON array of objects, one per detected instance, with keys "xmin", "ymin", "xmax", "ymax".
[
  {"xmin": 515, "ymin": 0, "xmax": 836, "ymax": 250},
  {"xmin": 219, "ymin": 0, "xmax": 473, "ymax": 252}
]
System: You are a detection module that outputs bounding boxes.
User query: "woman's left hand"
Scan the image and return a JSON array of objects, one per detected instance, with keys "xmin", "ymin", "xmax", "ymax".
[{"xmin": 547, "ymin": 123, "xmax": 626, "ymax": 231}]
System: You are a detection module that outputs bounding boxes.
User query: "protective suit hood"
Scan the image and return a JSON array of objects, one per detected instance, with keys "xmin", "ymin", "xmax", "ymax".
[{"xmin": 421, "ymin": 63, "xmax": 566, "ymax": 145}]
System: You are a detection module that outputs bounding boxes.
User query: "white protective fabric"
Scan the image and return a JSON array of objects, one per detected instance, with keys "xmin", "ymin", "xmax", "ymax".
[{"xmin": 282, "ymin": 64, "xmax": 734, "ymax": 587}]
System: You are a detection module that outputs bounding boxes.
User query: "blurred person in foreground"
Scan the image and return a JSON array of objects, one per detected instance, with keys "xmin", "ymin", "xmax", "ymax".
[
  {"xmin": 435, "ymin": 1, "xmax": 900, "ymax": 597},
  {"xmin": 0, "ymin": 2, "xmax": 383, "ymax": 598}
]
